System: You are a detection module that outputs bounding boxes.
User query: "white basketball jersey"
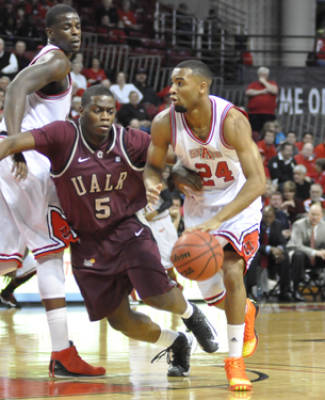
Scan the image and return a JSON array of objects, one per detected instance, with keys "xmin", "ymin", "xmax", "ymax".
[
  {"xmin": 0, "ymin": 44, "xmax": 72, "ymax": 133},
  {"xmin": 170, "ymin": 95, "xmax": 262, "ymax": 228}
]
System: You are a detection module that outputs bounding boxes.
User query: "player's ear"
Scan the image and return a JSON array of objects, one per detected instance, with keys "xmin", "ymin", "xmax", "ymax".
[{"xmin": 45, "ymin": 27, "xmax": 54, "ymax": 41}]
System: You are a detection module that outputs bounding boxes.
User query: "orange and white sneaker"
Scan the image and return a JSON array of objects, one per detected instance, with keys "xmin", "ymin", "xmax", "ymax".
[
  {"xmin": 243, "ymin": 299, "xmax": 259, "ymax": 358},
  {"xmin": 224, "ymin": 357, "xmax": 252, "ymax": 391}
]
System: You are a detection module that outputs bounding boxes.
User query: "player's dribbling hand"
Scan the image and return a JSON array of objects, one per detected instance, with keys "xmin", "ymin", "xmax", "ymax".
[
  {"xmin": 12, "ymin": 153, "xmax": 28, "ymax": 181},
  {"xmin": 146, "ymin": 183, "xmax": 163, "ymax": 209}
]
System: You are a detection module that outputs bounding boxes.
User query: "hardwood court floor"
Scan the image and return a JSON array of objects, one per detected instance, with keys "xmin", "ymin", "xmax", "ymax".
[{"xmin": 0, "ymin": 302, "xmax": 324, "ymax": 400}]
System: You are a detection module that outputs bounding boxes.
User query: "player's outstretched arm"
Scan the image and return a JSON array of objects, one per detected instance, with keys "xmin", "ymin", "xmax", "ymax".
[
  {"xmin": 143, "ymin": 109, "xmax": 172, "ymax": 204},
  {"xmin": 0, "ymin": 133, "xmax": 35, "ymax": 161},
  {"xmin": 4, "ymin": 51, "xmax": 70, "ymax": 137}
]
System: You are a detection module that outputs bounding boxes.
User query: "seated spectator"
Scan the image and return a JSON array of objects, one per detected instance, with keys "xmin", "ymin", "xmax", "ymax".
[
  {"xmin": 286, "ymin": 131, "xmax": 299, "ymax": 156},
  {"xmin": 69, "ymin": 96, "xmax": 82, "ymax": 121},
  {"xmin": 117, "ymin": 0, "xmax": 142, "ymax": 33},
  {"xmin": 14, "ymin": 40, "xmax": 30, "ymax": 72},
  {"xmin": 303, "ymin": 183, "xmax": 325, "ymax": 212},
  {"xmin": 287, "ymin": 203, "xmax": 325, "ymax": 299},
  {"xmin": 257, "ymin": 129, "xmax": 277, "ymax": 168},
  {"xmin": 294, "ymin": 143, "xmax": 318, "ymax": 180},
  {"xmin": 110, "ymin": 71, "xmax": 143, "ymax": 104},
  {"xmin": 269, "ymin": 191, "xmax": 290, "ymax": 234},
  {"xmin": 117, "ymin": 90, "xmax": 151, "ymax": 131},
  {"xmin": 246, "ymin": 206, "xmax": 293, "ymax": 302},
  {"xmin": 315, "ymin": 158, "xmax": 325, "ymax": 192},
  {"xmin": 268, "ymin": 142, "xmax": 296, "ymax": 189},
  {"xmin": 281, "ymin": 180, "xmax": 306, "ymax": 224},
  {"xmin": 315, "ymin": 29, "xmax": 325, "ymax": 66},
  {"xmin": 262, "ymin": 178, "xmax": 276, "ymax": 206},
  {"xmin": 0, "ymin": 38, "xmax": 18, "ymax": 78},
  {"xmin": 315, "ymin": 142, "xmax": 325, "ymax": 159},
  {"xmin": 273, "ymin": 120, "xmax": 286, "ymax": 145},
  {"xmin": 134, "ymin": 67, "xmax": 160, "ymax": 106},
  {"xmin": 0, "ymin": 75, "xmax": 10, "ymax": 93},
  {"xmin": 169, "ymin": 191, "xmax": 184, "ymax": 236},
  {"xmin": 293, "ymin": 164, "xmax": 311, "ymax": 201},
  {"xmin": 83, "ymin": 58, "xmax": 108, "ymax": 87},
  {"xmin": 296, "ymin": 131, "xmax": 314, "ymax": 151},
  {"xmin": 95, "ymin": 0, "xmax": 119, "ymax": 26},
  {"xmin": 71, "ymin": 60, "xmax": 87, "ymax": 95}
]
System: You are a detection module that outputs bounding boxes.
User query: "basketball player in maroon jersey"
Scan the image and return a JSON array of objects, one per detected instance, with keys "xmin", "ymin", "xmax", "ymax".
[
  {"xmin": 0, "ymin": 85, "xmax": 219, "ymax": 377},
  {"xmin": 144, "ymin": 60, "xmax": 266, "ymax": 391},
  {"xmin": 0, "ymin": 5, "xmax": 105, "ymax": 377}
]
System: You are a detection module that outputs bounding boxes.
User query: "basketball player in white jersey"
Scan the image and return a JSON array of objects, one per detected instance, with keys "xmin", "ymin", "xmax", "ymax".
[
  {"xmin": 0, "ymin": 5, "xmax": 105, "ymax": 377},
  {"xmin": 144, "ymin": 60, "xmax": 266, "ymax": 391}
]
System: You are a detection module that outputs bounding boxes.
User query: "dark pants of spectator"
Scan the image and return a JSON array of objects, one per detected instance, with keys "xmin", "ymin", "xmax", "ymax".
[
  {"xmin": 291, "ymin": 250, "xmax": 325, "ymax": 290},
  {"xmin": 248, "ymin": 113, "xmax": 276, "ymax": 135},
  {"xmin": 245, "ymin": 252, "xmax": 291, "ymax": 297}
]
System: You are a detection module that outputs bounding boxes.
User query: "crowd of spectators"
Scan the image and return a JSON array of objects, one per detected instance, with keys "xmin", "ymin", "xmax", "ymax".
[{"xmin": 245, "ymin": 66, "xmax": 325, "ymax": 302}]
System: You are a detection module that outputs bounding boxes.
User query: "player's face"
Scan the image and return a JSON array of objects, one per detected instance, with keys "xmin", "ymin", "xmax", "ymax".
[
  {"xmin": 169, "ymin": 68, "xmax": 203, "ymax": 113},
  {"xmin": 47, "ymin": 12, "xmax": 81, "ymax": 55},
  {"xmin": 81, "ymin": 95, "xmax": 116, "ymax": 144}
]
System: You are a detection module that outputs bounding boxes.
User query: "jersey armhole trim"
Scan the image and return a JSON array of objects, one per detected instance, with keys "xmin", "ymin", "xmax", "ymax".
[
  {"xmin": 220, "ymin": 104, "xmax": 235, "ymax": 149},
  {"xmin": 120, "ymin": 128, "xmax": 145, "ymax": 171},
  {"xmin": 169, "ymin": 106, "xmax": 177, "ymax": 149}
]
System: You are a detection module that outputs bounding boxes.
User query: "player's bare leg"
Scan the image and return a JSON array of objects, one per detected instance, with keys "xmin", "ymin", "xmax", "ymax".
[
  {"xmin": 37, "ymin": 253, "xmax": 105, "ymax": 378},
  {"xmin": 144, "ymin": 286, "xmax": 218, "ymax": 352},
  {"xmin": 107, "ymin": 293, "xmax": 192, "ymax": 376},
  {"xmin": 222, "ymin": 251, "xmax": 252, "ymax": 391}
]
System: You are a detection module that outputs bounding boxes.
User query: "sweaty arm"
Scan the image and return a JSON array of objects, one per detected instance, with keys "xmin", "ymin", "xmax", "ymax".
[
  {"xmin": 4, "ymin": 51, "xmax": 70, "ymax": 136},
  {"xmin": 193, "ymin": 108, "xmax": 266, "ymax": 232},
  {"xmin": 143, "ymin": 109, "xmax": 172, "ymax": 204}
]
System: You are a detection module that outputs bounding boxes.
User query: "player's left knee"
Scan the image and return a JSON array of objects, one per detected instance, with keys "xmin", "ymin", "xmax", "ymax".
[
  {"xmin": 223, "ymin": 263, "xmax": 245, "ymax": 291},
  {"xmin": 143, "ymin": 287, "xmax": 185, "ymax": 313}
]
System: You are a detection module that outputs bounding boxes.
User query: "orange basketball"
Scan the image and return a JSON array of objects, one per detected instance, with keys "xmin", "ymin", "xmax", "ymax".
[{"xmin": 171, "ymin": 231, "xmax": 224, "ymax": 281}]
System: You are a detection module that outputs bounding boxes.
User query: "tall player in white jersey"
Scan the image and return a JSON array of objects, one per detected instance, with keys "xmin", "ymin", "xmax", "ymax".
[
  {"xmin": 144, "ymin": 60, "xmax": 266, "ymax": 392},
  {"xmin": 0, "ymin": 5, "xmax": 105, "ymax": 378}
]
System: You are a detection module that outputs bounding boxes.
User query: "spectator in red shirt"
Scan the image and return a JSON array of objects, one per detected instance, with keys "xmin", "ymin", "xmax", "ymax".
[
  {"xmin": 117, "ymin": 0, "xmax": 142, "ymax": 33},
  {"xmin": 315, "ymin": 142, "xmax": 325, "ymax": 159},
  {"xmin": 315, "ymin": 158, "xmax": 325, "ymax": 193},
  {"xmin": 83, "ymin": 57, "xmax": 108, "ymax": 87},
  {"xmin": 245, "ymin": 66, "xmax": 278, "ymax": 134},
  {"xmin": 296, "ymin": 131, "xmax": 314, "ymax": 152},
  {"xmin": 315, "ymin": 29, "xmax": 325, "ymax": 66},
  {"xmin": 257, "ymin": 129, "xmax": 277, "ymax": 168},
  {"xmin": 294, "ymin": 143, "xmax": 318, "ymax": 180}
]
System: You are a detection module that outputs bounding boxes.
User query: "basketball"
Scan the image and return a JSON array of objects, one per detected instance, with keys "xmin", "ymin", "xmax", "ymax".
[{"xmin": 171, "ymin": 231, "xmax": 224, "ymax": 281}]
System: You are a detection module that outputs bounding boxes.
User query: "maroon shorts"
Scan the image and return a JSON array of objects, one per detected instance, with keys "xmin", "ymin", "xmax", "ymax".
[{"xmin": 73, "ymin": 233, "xmax": 175, "ymax": 321}]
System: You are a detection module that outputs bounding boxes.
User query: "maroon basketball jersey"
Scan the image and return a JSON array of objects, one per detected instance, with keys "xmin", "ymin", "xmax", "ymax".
[{"xmin": 32, "ymin": 120, "xmax": 150, "ymax": 231}]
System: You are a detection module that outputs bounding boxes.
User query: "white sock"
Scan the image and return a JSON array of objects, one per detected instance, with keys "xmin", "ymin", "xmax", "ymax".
[
  {"xmin": 181, "ymin": 301, "xmax": 194, "ymax": 319},
  {"xmin": 155, "ymin": 329, "xmax": 179, "ymax": 348},
  {"xmin": 227, "ymin": 323, "xmax": 245, "ymax": 358},
  {"xmin": 46, "ymin": 308, "xmax": 70, "ymax": 352}
]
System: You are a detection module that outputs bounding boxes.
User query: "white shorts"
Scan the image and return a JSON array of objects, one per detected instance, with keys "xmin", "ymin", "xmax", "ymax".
[
  {"xmin": 149, "ymin": 212, "xmax": 179, "ymax": 270},
  {"xmin": 0, "ymin": 149, "xmax": 77, "ymax": 269}
]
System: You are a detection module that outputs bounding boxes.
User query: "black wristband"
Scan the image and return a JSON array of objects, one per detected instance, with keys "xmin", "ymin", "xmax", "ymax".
[{"xmin": 13, "ymin": 153, "xmax": 26, "ymax": 163}]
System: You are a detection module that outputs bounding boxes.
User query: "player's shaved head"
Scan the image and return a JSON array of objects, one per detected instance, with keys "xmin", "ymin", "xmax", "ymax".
[
  {"xmin": 45, "ymin": 4, "xmax": 78, "ymax": 27},
  {"xmin": 81, "ymin": 85, "xmax": 115, "ymax": 107},
  {"xmin": 174, "ymin": 59, "xmax": 213, "ymax": 85}
]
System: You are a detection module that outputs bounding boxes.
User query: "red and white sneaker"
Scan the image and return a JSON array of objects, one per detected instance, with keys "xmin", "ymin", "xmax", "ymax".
[{"xmin": 49, "ymin": 341, "xmax": 106, "ymax": 378}]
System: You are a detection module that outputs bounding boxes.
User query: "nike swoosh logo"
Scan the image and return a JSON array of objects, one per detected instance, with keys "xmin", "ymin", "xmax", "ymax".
[
  {"xmin": 78, "ymin": 156, "xmax": 90, "ymax": 163},
  {"xmin": 134, "ymin": 228, "xmax": 144, "ymax": 237}
]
